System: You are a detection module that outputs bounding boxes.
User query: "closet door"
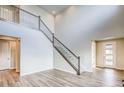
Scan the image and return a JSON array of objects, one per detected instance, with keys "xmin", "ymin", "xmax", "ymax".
[{"xmin": 0, "ymin": 41, "xmax": 11, "ymax": 70}]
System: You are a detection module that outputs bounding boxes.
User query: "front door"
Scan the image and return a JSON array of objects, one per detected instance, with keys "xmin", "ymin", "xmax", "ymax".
[{"xmin": 103, "ymin": 42, "xmax": 116, "ymax": 68}]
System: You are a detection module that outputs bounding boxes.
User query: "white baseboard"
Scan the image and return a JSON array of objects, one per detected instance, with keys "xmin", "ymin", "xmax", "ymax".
[
  {"xmin": 115, "ymin": 68, "xmax": 124, "ymax": 70},
  {"xmin": 96, "ymin": 66, "xmax": 124, "ymax": 70}
]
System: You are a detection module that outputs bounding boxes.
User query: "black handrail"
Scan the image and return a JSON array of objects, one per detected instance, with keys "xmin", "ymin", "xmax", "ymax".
[
  {"xmin": 12, "ymin": 5, "xmax": 39, "ymax": 18},
  {"xmin": 40, "ymin": 17, "xmax": 79, "ymax": 59},
  {"xmin": 39, "ymin": 29, "xmax": 53, "ymax": 43},
  {"xmin": 54, "ymin": 36, "xmax": 78, "ymax": 58},
  {"xmin": 40, "ymin": 19, "xmax": 53, "ymax": 35}
]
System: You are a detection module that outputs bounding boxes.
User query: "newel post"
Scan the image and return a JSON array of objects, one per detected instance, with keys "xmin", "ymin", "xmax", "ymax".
[
  {"xmin": 38, "ymin": 16, "xmax": 41, "ymax": 30},
  {"xmin": 77, "ymin": 56, "xmax": 80, "ymax": 75},
  {"xmin": 53, "ymin": 33, "xmax": 54, "ymax": 46}
]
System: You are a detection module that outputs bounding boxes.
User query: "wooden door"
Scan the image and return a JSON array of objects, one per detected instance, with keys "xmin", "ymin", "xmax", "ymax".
[{"xmin": 0, "ymin": 40, "xmax": 11, "ymax": 70}]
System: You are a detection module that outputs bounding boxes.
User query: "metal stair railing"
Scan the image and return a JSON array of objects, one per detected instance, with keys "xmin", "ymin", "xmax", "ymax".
[{"xmin": 0, "ymin": 5, "xmax": 81, "ymax": 75}]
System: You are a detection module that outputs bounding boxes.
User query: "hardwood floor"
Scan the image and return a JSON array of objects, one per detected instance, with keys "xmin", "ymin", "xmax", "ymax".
[{"xmin": 0, "ymin": 68, "xmax": 123, "ymax": 87}]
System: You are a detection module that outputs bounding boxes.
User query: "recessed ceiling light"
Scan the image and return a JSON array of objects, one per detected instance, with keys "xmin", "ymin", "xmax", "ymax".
[{"xmin": 52, "ymin": 11, "xmax": 56, "ymax": 15}]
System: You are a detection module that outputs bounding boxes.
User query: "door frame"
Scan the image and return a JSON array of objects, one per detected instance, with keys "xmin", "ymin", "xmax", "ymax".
[
  {"xmin": 91, "ymin": 41, "xmax": 96, "ymax": 69},
  {"xmin": 0, "ymin": 35, "xmax": 20, "ymax": 73}
]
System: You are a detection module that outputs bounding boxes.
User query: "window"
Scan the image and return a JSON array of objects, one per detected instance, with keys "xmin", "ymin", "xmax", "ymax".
[
  {"xmin": 104, "ymin": 44, "xmax": 113, "ymax": 66},
  {"xmin": 0, "ymin": 5, "xmax": 19, "ymax": 23}
]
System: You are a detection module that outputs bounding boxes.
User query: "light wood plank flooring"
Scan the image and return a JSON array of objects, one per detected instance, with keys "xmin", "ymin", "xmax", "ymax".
[{"xmin": 0, "ymin": 68, "xmax": 124, "ymax": 87}]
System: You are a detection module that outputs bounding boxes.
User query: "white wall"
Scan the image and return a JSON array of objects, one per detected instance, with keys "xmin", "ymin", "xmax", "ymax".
[
  {"xmin": 54, "ymin": 6, "xmax": 124, "ymax": 73},
  {"xmin": 0, "ymin": 21, "xmax": 53, "ymax": 76}
]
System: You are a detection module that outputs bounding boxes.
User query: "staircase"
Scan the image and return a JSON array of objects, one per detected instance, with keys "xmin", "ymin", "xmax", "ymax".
[{"xmin": 0, "ymin": 5, "xmax": 80, "ymax": 75}]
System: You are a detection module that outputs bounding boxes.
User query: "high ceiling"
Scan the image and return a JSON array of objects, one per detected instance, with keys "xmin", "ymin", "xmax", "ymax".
[{"xmin": 38, "ymin": 5, "xmax": 70, "ymax": 15}]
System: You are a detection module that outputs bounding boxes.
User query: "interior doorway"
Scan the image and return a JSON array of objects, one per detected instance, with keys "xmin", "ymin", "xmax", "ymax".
[
  {"xmin": 0, "ymin": 35, "xmax": 20, "ymax": 74},
  {"xmin": 92, "ymin": 38, "xmax": 124, "ymax": 70},
  {"xmin": 92, "ymin": 40, "xmax": 116, "ymax": 69}
]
